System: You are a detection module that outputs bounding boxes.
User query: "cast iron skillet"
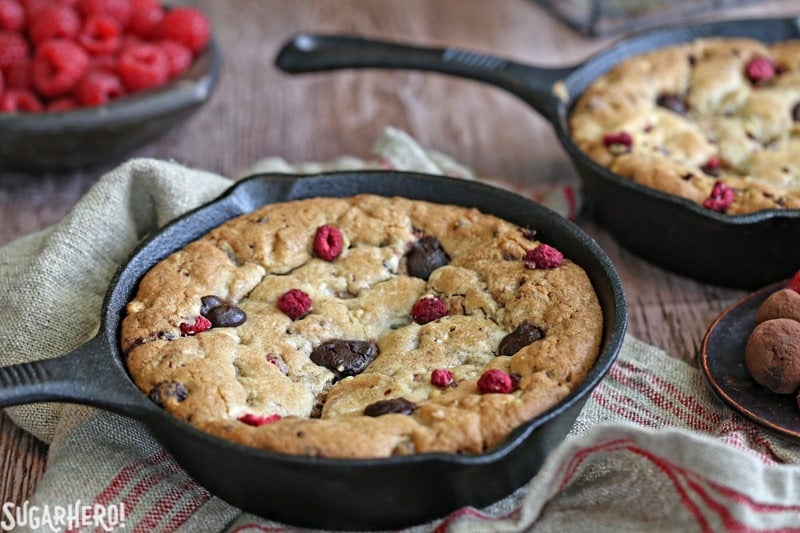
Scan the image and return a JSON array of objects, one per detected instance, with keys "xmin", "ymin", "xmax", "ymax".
[
  {"xmin": 0, "ymin": 171, "xmax": 626, "ymax": 530},
  {"xmin": 276, "ymin": 16, "xmax": 800, "ymax": 290}
]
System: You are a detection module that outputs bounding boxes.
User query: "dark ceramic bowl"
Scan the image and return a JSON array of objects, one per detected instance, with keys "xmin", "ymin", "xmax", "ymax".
[
  {"xmin": 0, "ymin": 171, "xmax": 627, "ymax": 530},
  {"xmin": 0, "ymin": 39, "xmax": 221, "ymax": 172}
]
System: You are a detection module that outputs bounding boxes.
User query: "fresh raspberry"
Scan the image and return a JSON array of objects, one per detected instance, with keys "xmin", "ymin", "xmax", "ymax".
[
  {"xmin": 179, "ymin": 315, "xmax": 211, "ymax": 336},
  {"xmin": 0, "ymin": 0, "xmax": 24, "ymax": 31},
  {"xmin": 524, "ymin": 244, "xmax": 564, "ymax": 269},
  {"xmin": 75, "ymin": 70, "xmax": 124, "ymax": 105},
  {"xmin": 29, "ymin": 4, "xmax": 81, "ymax": 45},
  {"xmin": 90, "ymin": 52, "xmax": 117, "ymax": 72},
  {"xmin": 2, "ymin": 59, "xmax": 29, "ymax": 89},
  {"xmin": 431, "ymin": 369, "xmax": 454, "ymax": 388},
  {"xmin": 32, "ymin": 39, "xmax": 89, "ymax": 97},
  {"xmin": 237, "ymin": 413, "xmax": 281, "ymax": 427},
  {"xmin": 117, "ymin": 40, "xmax": 168, "ymax": 91},
  {"xmin": 787, "ymin": 271, "xmax": 800, "ymax": 294},
  {"xmin": 313, "ymin": 224, "xmax": 344, "ymax": 261},
  {"xmin": 0, "ymin": 68, "xmax": 3, "ymax": 93},
  {"xmin": 0, "ymin": 30, "xmax": 28, "ymax": 69},
  {"xmin": 46, "ymin": 96, "xmax": 78, "ymax": 112},
  {"xmin": 157, "ymin": 6, "xmax": 209, "ymax": 55},
  {"xmin": 411, "ymin": 295, "xmax": 447, "ymax": 325},
  {"xmin": 78, "ymin": 0, "xmax": 131, "ymax": 28},
  {"xmin": 22, "ymin": 0, "xmax": 54, "ymax": 18},
  {"xmin": 78, "ymin": 13, "xmax": 122, "ymax": 55},
  {"xmin": 477, "ymin": 368, "xmax": 514, "ymax": 394},
  {"xmin": 128, "ymin": 0, "xmax": 161, "ymax": 38},
  {"xmin": 159, "ymin": 38, "xmax": 191, "ymax": 78},
  {"xmin": 0, "ymin": 88, "xmax": 42, "ymax": 112},
  {"xmin": 745, "ymin": 56, "xmax": 776, "ymax": 84},
  {"xmin": 277, "ymin": 288, "xmax": 312, "ymax": 320},
  {"xmin": 702, "ymin": 181, "xmax": 735, "ymax": 213},
  {"xmin": 602, "ymin": 131, "xmax": 633, "ymax": 153}
]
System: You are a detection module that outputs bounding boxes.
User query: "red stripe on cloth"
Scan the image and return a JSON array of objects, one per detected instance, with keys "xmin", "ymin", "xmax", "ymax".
[
  {"xmin": 557, "ymin": 437, "xmax": 800, "ymax": 531},
  {"xmin": 91, "ymin": 448, "xmax": 172, "ymax": 507},
  {"xmin": 112, "ymin": 458, "xmax": 185, "ymax": 519},
  {"xmin": 432, "ymin": 505, "xmax": 521, "ymax": 533},
  {"xmin": 591, "ymin": 385, "xmax": 668, "ymax": 428},
  {"xmin": 130, "ymin": 478, "xmax": 211, "ymax": 533}
]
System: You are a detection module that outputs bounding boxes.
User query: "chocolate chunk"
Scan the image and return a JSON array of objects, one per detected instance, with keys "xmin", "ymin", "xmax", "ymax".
[
  {"xmin": 519, "ymin": 227, "xmax": 537, "ymax": 240},
  {"xmin": 364, "ymin": 397, "xmax": 417, "ymax": 417},
  {"xmin": 792, "ymin": 102, "xmax": 800, "ymax": 122},
  {"xmin": 406, "ymin": 236, "xmax": 450, "ymax": 280},
  {"xmin": 498, "ymin": 323, "xmax": 544, "ymax": 356},
  {"xmin": 148, "ymin": 381, "xmax": 188, "ymax": 406},
  {"xmin": 656, "ymin": 94, "xmax": 687, "ymax": 115},
  {"xmin": 206, "ymin": 303, "xmax": 247, "ymax": 327},
  {"xmin": 310, "ymin": 339, "xmax": 379, "ymax": 379},
  {"xmin": 200, "ymin": 295, "xmax": 224, "ymax": 316}
]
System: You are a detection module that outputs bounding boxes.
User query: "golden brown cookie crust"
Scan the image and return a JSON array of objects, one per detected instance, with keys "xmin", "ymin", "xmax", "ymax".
[
  {"xmin": 570, "ymin": 38, "xmax": 800, "ymax": 215},
  {"xmin": 122, "ymin": 195, "xmax": 603, "ymax": 458}
]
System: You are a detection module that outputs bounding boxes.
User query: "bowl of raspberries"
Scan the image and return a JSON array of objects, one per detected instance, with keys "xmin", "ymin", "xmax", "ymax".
[{"xmin": 0, "ymin": 0, "xmax": 220, "ymax": 170}]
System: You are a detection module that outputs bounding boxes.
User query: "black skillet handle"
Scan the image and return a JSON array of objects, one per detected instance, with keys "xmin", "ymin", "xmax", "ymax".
[
  {"xmin": 275, "ymin": 33, "xmax": 578, "ymax": 124},
  {"xmin": 0, "ymin": 334, "xmax": 149, "ymax": 418}
]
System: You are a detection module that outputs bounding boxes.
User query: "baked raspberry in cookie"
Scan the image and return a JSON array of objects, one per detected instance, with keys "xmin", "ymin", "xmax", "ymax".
[
  {"xmin": 570, "ymin": 38, "xmax": 800, "ymax": 215},
  {"xmin": 121, "ymin": 195, "xmax": 603, "ymax": 458}
]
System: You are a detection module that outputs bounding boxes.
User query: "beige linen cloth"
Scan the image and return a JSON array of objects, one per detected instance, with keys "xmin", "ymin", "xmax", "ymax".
[{"xmin": 2, "ymin": 127, "xmax": 800, "ymax": 532}]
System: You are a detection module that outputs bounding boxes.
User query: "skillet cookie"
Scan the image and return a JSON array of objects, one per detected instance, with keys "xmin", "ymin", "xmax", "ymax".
[
  {"xmin": 570, "ymin": 37, "xmax": 800, "ymax": 215},
  {"xmin": 121, "ymin": 195, "xmax": 603, "ymax": 458}
]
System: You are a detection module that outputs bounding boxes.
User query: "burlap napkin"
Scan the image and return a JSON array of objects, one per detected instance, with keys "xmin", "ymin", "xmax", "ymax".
[{"xmin": 2, "ymin": 128, "xmax": 800, "ymax": 532}]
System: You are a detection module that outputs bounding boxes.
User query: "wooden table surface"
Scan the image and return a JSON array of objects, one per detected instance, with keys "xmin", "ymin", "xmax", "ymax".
[{"xmin": 1, "ymin": 0, "xmax": 796, "ymax": 512}]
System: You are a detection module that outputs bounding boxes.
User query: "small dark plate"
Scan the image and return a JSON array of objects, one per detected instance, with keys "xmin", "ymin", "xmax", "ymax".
[
  {"xmin": 0, "ymin": 39, "xmax": 221, "ymax": 172},
  {"xmin": 700, "ymin": 280, "xmax": 800, "ymax": 442}
]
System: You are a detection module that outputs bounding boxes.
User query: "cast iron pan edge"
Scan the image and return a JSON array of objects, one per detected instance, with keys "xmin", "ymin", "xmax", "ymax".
[
  {"xmin": 277, "ymin": 16, "xmax": 800, "ymax": 289},
  {"xmin": 0, "ymin": 171, "xmax": 627, "ymax": 530}
]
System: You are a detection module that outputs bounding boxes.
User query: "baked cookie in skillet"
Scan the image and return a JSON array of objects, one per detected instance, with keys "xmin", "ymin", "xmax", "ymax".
[
  {"xmin": 570, "ymin": 38, "xmax": 800, "ymax": 215},
  {"xmin": 121, "ymin": 195, "xmax": 603, "ymax": 458}
]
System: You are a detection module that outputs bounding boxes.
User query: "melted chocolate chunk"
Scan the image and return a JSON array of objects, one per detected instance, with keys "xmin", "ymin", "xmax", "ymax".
[
  {"xmin": 656, "ymin": 94, "xmax": 687, "ymax": 115},
  {"xmin": 498, "ymin": 323, "xmax": 544, "ymax": 356},
  {"xmin": 310, "ymin": 339, "xmax": 378, "ymax": 379},
  {"xmin": 406, "ymin": 236, "xmax": 450, "ymax": 280},
  {"xmin": 206, "ymin": 303, "xmax": 247, "ymax": 327},
  {"xmin": 792, "ymin": 102, "xmax": 800, "ymax": 122},
  {"xmin": 200, "ymin": 295, "xmax": 224, "ymax": 316},
  {"xmin": 148, "ymin": 381, "xmax": 188, "ymax": 406},
  {"xmin": 364, "ymin": 397, "xmax": 417, "ymax": 417}
]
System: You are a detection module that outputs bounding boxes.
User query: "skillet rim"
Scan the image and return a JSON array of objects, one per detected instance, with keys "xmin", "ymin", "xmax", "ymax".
[
  {"xmin": 102, "ymin": 169, "xmax": 627, "ymax": 468},
  {"xmin": 548, "ymin": 14, "xmax": 800, "ymax": 226}
]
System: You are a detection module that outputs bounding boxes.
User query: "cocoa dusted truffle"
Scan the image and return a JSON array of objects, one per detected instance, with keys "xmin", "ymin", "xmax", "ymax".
[
  {"xmin": 754, "ymin": 288, "xmax": 800, "ymax": 325},
  {"xmin": 745, "ymin": 318, "xmax": 800, "ymax": 394}
]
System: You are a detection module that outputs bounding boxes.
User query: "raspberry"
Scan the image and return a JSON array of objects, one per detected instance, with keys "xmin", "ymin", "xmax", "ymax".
[
  {"xmin": 0, "ymin": 0, "xmax": 24, "ymax": 31},
  {"xmin": 78, "ymin": 14, "xmax": 122, "ymax": 55},
  {"xmin": 602, "ymin": 131, "xmax": 633, "ymax": 154},
  {"xmin": 47, "ymin": 96, "xmax": 78, "ymax": 112},
  {"xmin": 0, "ymin": 88, "xmax": 42, "ymax": 112},
  {"xmin": 702, "ymin": 181, "xmax": 735, "ymax": 213},
  {"xmin": 117, "ymin": 40, "xmax": 168, "ymax": 91},
  {"xmin": 524, "ymin": 244, "xmax": 564, "ymax": 269},
  {"xmin": 78, "ymin": 0, "xmax": 131, "ymax": 28},
  {"xmin": 431, "ymin": 369, "xmax": 454, "ymax": 388},
  {"xmin": 91, "ymin": 52, "xmax": 118, "ymax": 72},
  {"xmin": 157, "ymin": 6, "xmax": 209, "ymax": 55},
  {"xmin": 128, "ymin": 0, "xmax": 162, "ymax": 38},
  {"xmin": 159, "ymin": 38, "xmax": 191, "ymax": 78},
  {"xmin": 179, "ymin": 315, "xmax": 211, "ymax": 336},
  {"xmin": 745, "ymin": 56, "xmax": 776, "ymax": 84},
  {"xmin": 313, "ymin": 224, "xmax": 344, "ymax": 261},
  {"xmin": 75, "ymin": 70, "xmax": 124, "ymax": 105},
  {"xmin": 277, "ymin": 288, "xmax": 312, "ymax": 320},
  {"xmin": 32, "ymin": 39, "xmax": 89, "ymax": 97},
  {"xmin": 237, "ymin": 413, "xmax": 281, "ymax": 427},
  {"xmin": 787, "ymin": 271, "xmax": 800, "ymax": 294},
  {"xmin": 411, "ymin": 295, "xmax": 447, "ymax": 325},
  {"xmin": 0, "ymin": 30, "xmax": 28, "ymax": 69},
  {"xmin": 29, "ymin": 4, "xmax": 81, "ymax": 45},
  {"xmin": 477, "ymin": 368, "xmax": 514, "ymax": 394},
  {"xmin": 0, "ymin": 68, "xmax": 3, "ymax": 93}
]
